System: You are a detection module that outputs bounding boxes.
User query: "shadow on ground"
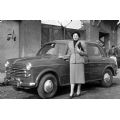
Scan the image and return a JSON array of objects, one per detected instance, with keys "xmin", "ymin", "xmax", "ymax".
[{"xmin": 17, "ymin": 80, "xmax": 120, "ymax": 99}]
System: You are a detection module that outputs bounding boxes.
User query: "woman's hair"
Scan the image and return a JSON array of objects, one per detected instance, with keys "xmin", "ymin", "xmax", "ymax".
[{"xmin": 71, "ymin": 31, "xmax": 81, "ymax": 38}]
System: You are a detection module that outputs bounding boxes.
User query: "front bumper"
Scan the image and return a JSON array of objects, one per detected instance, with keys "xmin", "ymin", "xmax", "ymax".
[{"xmin": 4, "ymin": 77, "xmax": 36, "ymax": 89}]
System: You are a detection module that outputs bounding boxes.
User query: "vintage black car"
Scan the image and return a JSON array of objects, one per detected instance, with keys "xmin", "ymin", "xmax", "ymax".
[{"xmin": 5, "ymin": 40, "xmax": 117, "ymax": 99}]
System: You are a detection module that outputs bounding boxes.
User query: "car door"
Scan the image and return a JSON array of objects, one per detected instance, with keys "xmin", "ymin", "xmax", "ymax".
[
  {"xmin": 86, "ymin": 43, "xmax": 104, "ymax": 81},
  {"xmin": 57, "ymin": 43, "xmax": 70, "ymax": 85}
]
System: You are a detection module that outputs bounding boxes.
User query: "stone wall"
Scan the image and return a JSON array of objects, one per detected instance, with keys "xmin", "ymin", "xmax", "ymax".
[
  {"xmin": 0, "ymin": 20, "xmax": 19, "ymax": 72},
  {"xmin": 19, "ymin": 20, "xmax": 41, "ymax": 57}
]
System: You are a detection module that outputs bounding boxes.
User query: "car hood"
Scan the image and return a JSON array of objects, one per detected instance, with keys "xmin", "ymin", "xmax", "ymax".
[{"xmin": 7, "ymin": 55, "xmax": 58, "ymax": 66}]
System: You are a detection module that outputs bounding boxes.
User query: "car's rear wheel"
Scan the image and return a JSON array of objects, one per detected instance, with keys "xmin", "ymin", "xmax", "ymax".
[
  {"xmin": 37, "ymin": 74, "xmax": 58, "ymax": 99},
  {"xmin": 101, "ymin": 69, "xmax": 113, "ymax": 87}
]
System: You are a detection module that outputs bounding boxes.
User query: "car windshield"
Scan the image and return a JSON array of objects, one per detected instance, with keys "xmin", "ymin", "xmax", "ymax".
[{"xmin": 37, "ymin": 43, "xmax": 67, "ymax": 56}]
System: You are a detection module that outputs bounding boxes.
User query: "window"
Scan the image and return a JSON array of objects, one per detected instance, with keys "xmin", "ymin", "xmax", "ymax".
[
  {"xmin": 87, "ymin": 45, "xmax": 101, "ymax": 57},
  {"xmin": 37, "ymin": 43, "xmax": 57, "ymax": 56},
  {"xmin": 37, "ymin": 43, "xmax": 67, "ymax": 56},
  {"xmin": 58, "ymin": 44, "xmax": 67, "ymax": 56}
]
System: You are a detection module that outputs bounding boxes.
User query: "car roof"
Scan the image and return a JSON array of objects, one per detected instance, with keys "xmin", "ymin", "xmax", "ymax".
[{"xmin": 47, "ymin": 39, "xmax": 100, "ymax": 46}]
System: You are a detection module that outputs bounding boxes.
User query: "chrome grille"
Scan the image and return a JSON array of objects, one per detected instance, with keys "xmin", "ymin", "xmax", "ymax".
[{"xmin": 6, "ymin": 63, "xmax": 27, "ymax": 78}]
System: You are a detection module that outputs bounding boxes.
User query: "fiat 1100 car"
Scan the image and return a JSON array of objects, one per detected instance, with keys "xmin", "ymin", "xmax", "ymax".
[{"xmin": 5, "ymin": 40, "xmax": 117, "ymax": 99}]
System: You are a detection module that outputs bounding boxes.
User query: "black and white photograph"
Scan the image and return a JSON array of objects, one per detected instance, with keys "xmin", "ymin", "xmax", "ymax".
[
  {"xmin": 0, "ymin": 20, "xmax": 120, "ymax": 99},
  {"xmin": 0, "ymin": 0, "xmax": 120, "ymax": 120}
]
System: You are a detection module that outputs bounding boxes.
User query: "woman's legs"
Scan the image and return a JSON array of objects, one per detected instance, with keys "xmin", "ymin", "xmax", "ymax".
[
  {"xmin": 76, "ymin": 84, "xmax": 81, "ymax": 95},
  {"xmin": 70, "ymin": 84, "xmax": 81, "ymax": 97},
  {"xmin": 70, "ymin": 84, "xmax": 75, "ymax": 96}
]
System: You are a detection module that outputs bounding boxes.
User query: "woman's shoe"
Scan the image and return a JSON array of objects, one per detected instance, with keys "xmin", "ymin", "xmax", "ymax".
[
  {"xmin": 69, "ymin": 94, "xmax": 74, "ymax": 99},
  {"xmin": 69, "ymin": 96, "xmax": 73, "ymax": 99},
  {"xmin": 76, "ymin": 93, "xmax": 81, "ymax": 97}
]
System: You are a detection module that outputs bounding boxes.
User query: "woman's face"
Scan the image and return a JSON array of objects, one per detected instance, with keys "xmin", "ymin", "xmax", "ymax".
[{"xmin": 73, "ymin": 33, "xmax": 79, "ymax": 41}]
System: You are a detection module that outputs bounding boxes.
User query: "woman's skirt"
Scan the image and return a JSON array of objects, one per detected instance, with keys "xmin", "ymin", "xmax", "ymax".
[{"xmin": 70, "ymin": 63, "xmax": 85, "ymax": 84}]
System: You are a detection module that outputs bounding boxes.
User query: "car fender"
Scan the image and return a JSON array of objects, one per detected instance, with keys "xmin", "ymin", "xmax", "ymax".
[
  {"xmin": 102, "ymin": 65, "xmax": 115, "ymax": 76},
  {"xmin": 35, "ymin": 68, "xmax": 60, "ymax": 87}
]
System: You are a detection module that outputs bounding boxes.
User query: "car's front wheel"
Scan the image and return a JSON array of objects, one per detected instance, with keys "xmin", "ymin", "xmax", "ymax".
[
  {"xmin": 37, "ymin": 74, "xmax": 58, "ymax": 99},
  {"xmin": 101, "ymin": 69, "xmax": 113, "ymax": 87}
]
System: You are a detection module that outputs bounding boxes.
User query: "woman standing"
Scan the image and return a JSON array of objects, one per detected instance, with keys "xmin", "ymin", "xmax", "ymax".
[{"xmin": 67, "ymin": 32, "xmax": 87, "ymax": 98}]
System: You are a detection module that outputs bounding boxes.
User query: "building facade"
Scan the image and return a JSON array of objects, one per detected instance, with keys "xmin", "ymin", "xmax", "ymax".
[
  {"xmin": 81, "ymin": 20, "xmax": 118, "ymax": 54},
  {"xmin": 0, "ymin": 20, "xmax": 119, "ymax": 71},
  {"xmin": 0, "ymin": 20, "xmax": 42, "ymax": 71}
]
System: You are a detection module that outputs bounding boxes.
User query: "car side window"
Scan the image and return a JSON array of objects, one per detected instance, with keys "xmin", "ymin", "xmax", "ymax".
[
  {"xmin": 87, "ymin": 44, "xmax": 101, "ymax": 57},
  {"xmin": 58, "ymin": 43, "xmax": 67, "ymax": 56}
]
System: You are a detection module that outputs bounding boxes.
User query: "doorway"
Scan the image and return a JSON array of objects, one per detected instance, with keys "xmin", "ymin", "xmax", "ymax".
[{"xmin": 99, "ymin": 32, "xmax": 110, "ymax": 55}]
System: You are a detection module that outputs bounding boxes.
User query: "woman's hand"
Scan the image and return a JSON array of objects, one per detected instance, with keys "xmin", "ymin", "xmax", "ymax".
[
  {"xmin": 76, "ymin": 41, "xmax": 87, "ymax": 56},
  {"xmin": 58, "ymin": 55, "xmax": 69, "ymax": 60},
  {"xmin": 58, "ymin": 55, "xmax": 64, "ymax": 59},
  {"xmin": 76, "ymin": 47, "xmax": 83, "ymax": 55},
  {"xmin": 77, "ymin": 49, "xmax": 85, "ymax": 56}
]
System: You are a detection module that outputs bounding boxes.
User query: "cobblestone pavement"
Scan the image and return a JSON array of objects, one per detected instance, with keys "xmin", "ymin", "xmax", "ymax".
[
  {"xmin": 0, "ymin": 77, "xmax": 119, "ymax": 99},
  {"xmin": 0, "ymin": 70, "xmax": 120, "ymax": 99}
]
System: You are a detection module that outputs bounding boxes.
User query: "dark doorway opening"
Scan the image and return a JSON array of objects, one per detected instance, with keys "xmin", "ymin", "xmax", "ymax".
[{"xmin": 99, "ymin": 32, "xmax": 110, "ymax": 55}]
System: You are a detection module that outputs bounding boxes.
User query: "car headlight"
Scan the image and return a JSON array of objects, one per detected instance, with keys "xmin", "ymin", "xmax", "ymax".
[
  {"xmin": 26, "ymin": 62, "xmax": 32, "ymax": 70},
  {"xmin": 5, "ymin": 61, "xmax": 10, "ymax": 67}
]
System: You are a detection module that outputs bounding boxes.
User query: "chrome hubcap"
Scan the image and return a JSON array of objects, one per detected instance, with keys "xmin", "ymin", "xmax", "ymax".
[
  {"xmin": 104, "ymin": 73, "xmax": 110, "ymax": 83},
  {"xmin": 44, "ymin": 80, "xmax": 53, "ymax": 93}
]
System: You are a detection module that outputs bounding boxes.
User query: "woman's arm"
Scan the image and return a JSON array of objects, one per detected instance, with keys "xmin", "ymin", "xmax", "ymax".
[{"xmin": 64, "ymin": 44, "xmax": 71, "ymax": 59}]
